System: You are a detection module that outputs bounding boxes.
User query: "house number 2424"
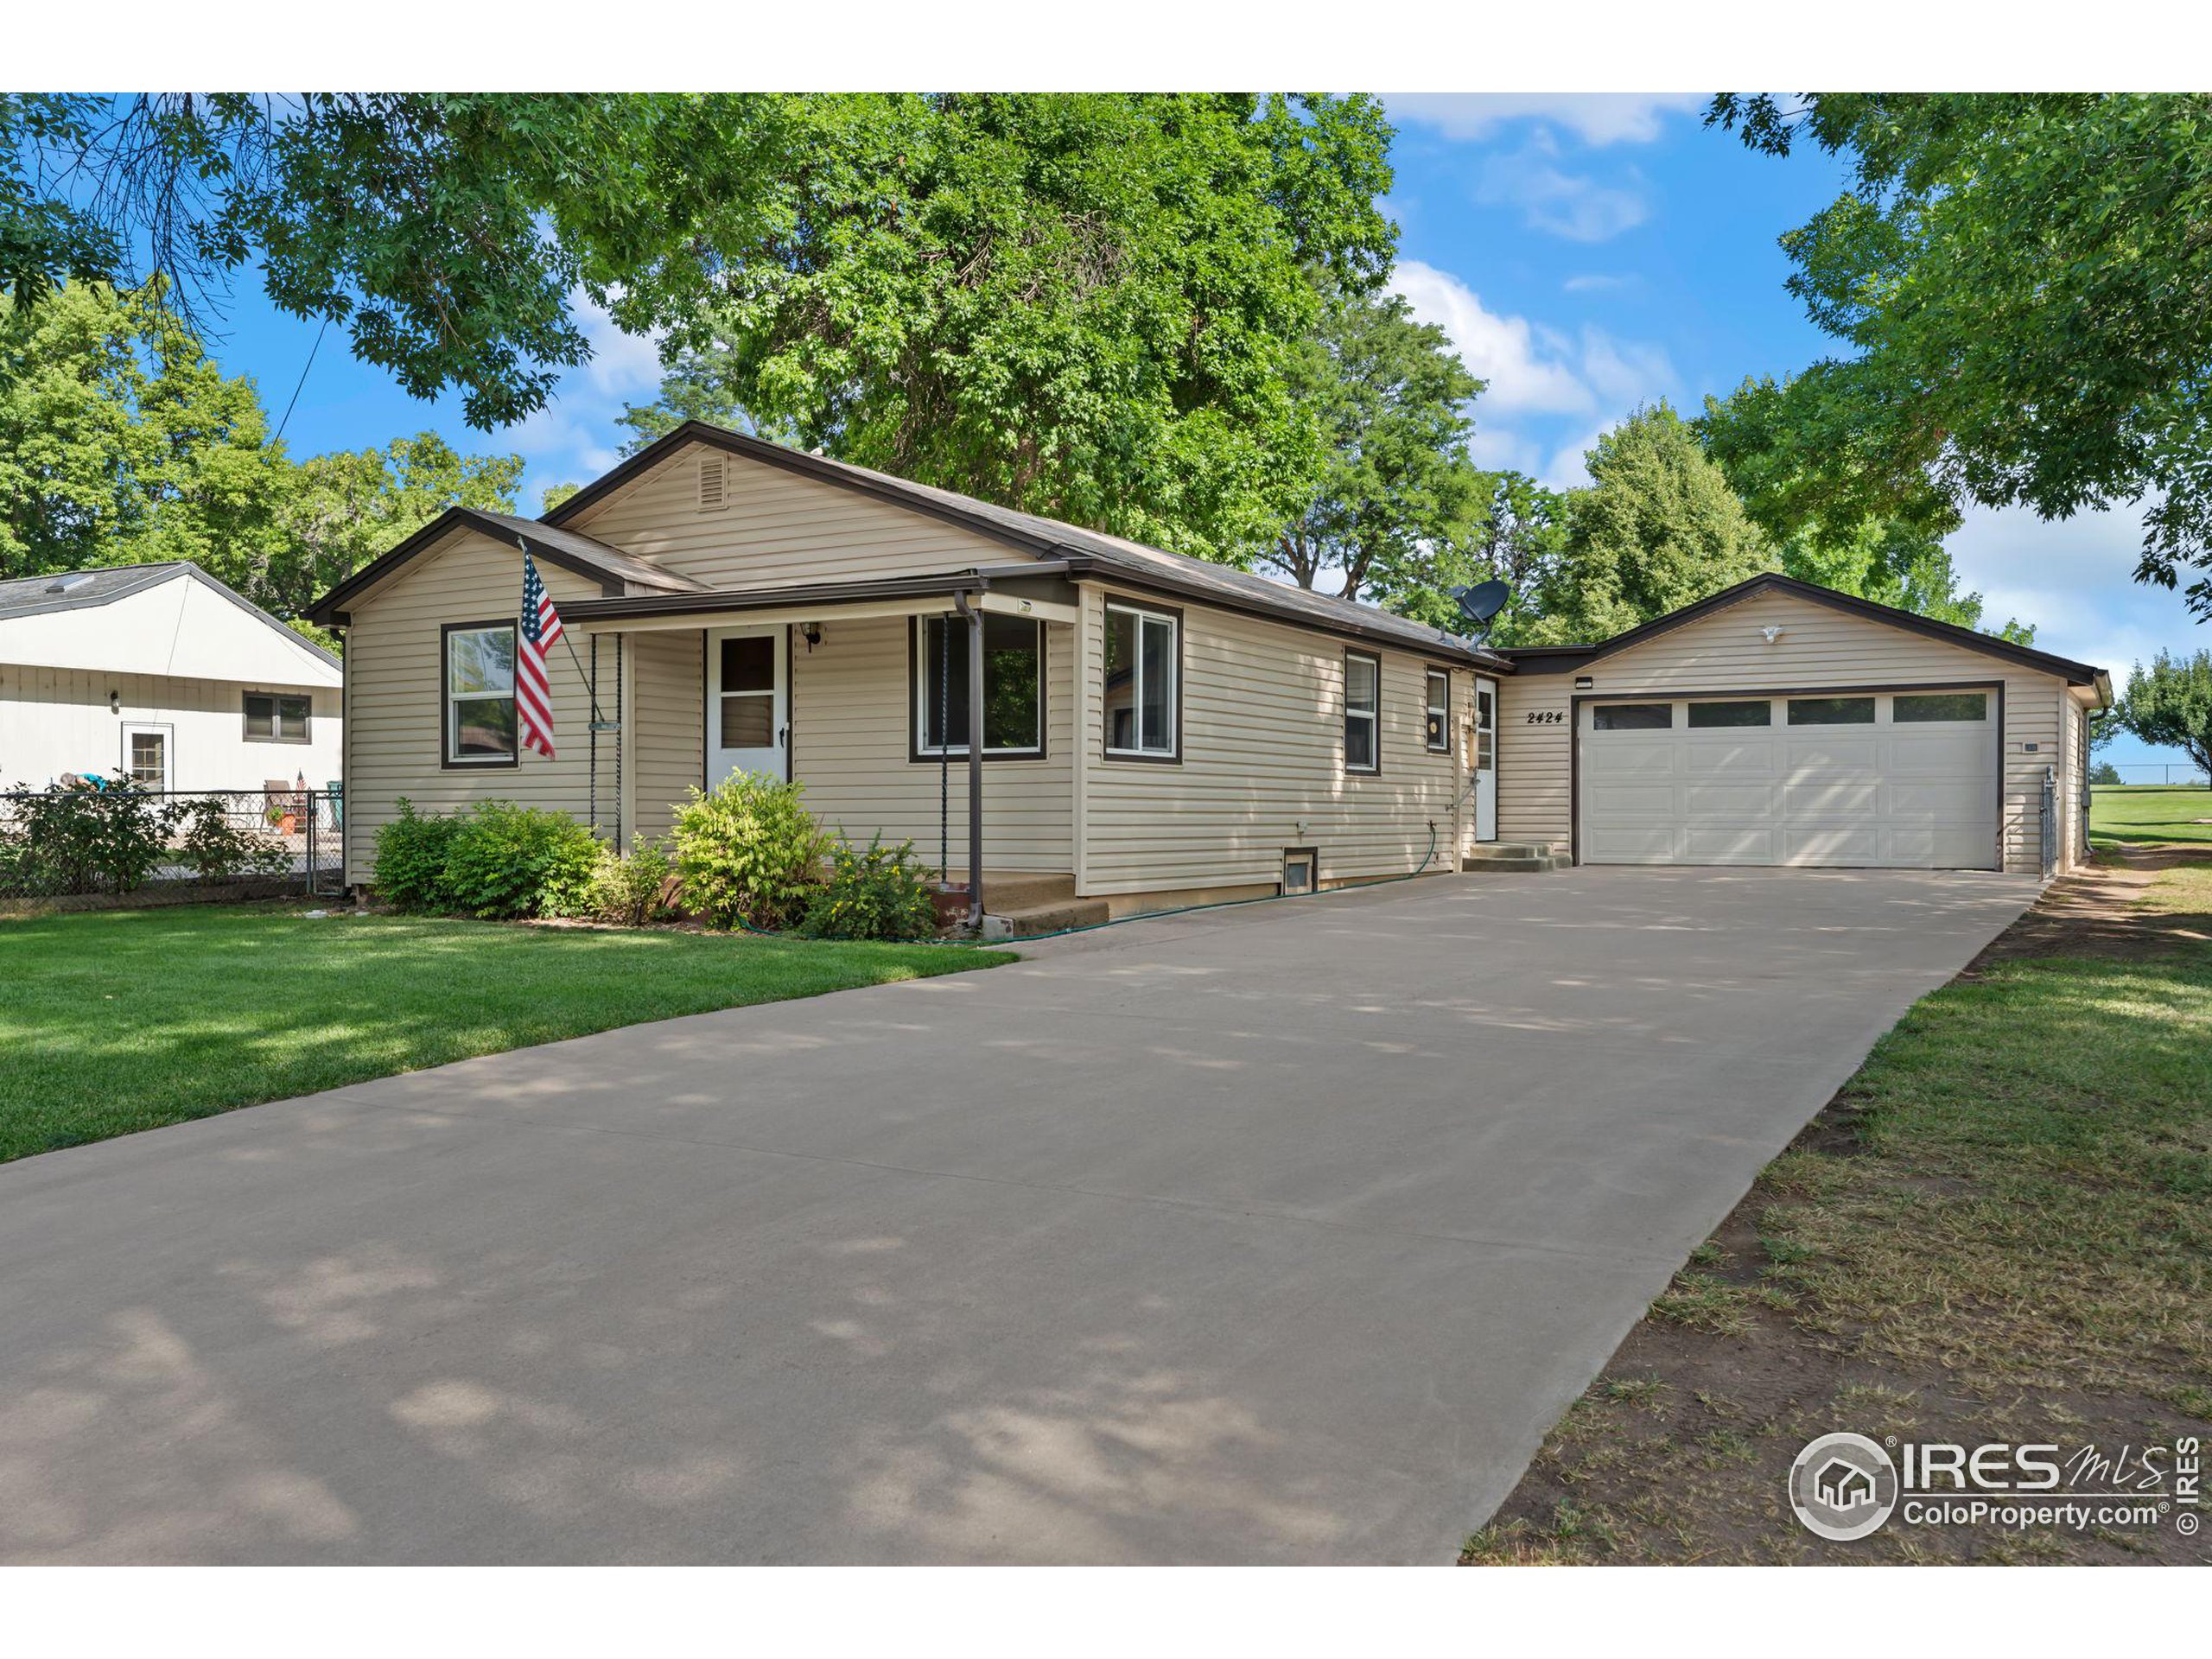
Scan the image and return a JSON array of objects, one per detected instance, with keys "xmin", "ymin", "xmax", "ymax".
[{"xmin": 1523, "ymin": 709, "xmax": 1567, "ymax": 725}]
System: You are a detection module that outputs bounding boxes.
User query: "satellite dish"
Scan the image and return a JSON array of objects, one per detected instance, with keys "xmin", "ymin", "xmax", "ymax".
[{"xmin": 1453, "ymin": 580, "xmax": 1511, "ymax": 631}]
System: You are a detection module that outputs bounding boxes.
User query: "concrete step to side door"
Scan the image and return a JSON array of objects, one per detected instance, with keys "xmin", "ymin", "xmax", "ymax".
[{"xmin": 980, "ymin": 898, "xmax": 1115, "ymax": 940}]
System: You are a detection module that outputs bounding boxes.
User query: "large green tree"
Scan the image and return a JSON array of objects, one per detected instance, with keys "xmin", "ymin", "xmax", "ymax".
[
  {"xmin": 617, "ymin": 93, "xmax": 1395, "ymax": 561},
  {"xmin": 0, "ymin": 281, "xmax": 518, "ymax": 623},
  {"xmin": 3, "ymin": 93, "xmax": 791, "ymax": 429},
  {"xmin": 1519, "ymin": 404, "xmax": 1777, "ymax": 645},
  {"xmin": 1700, "ymin": 375, "xmax": 2035, "ymax": 643},
  {"xmin": 1469, "ymin": 470, "xmax": 1570, "ymax": 645},
  {"xmin": 1266, "ymin": 282, "xmax": 1485, "ymax": 615},
  {"xmin": 1707, "ymin": 93, "xmax": 2212, "ymax": 619},
  {"xmin": 2117, "ymin": 651, "xmax": 2212, "ymax": 782}
]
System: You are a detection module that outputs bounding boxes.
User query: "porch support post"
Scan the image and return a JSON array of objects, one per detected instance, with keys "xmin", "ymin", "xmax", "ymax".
[{"xmin": 958, "ymin": 590, "xmax": 986, "ymax": 926}]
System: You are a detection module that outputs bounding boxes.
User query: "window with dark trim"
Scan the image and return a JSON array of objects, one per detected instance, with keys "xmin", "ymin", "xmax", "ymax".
[
  {"xmin": 244, "ymin": 690, "xmax": 312, "ymax": 743},
  {"xmin": 1344, "ymin": 650, "xmax": 1380, "ymax": 772},
  {"xmin": 1787, "ymin": 696, "xmax": 1876, "ymax": 726},
  {"xmin": 1103, "ymin": 600, "xmax": 1179, "ymax": 759},
  {"xmin": 443, "ymin": 621, "xmax": 518, "ymax": 766},
  {"xmin": 913, "ymin": 614, "xmax": 1044, "ymax": 758},
  {"xmin": 1592, "ymin": 702, "xmax": 1672, "ymax": 731},
  {"xmin": 1424, "ymin": 668, "xmax": 1451, "ymax": 753},
  {"xmin": 1893, "ymin": 691, "xmax": 1987, "ymax": 723}
]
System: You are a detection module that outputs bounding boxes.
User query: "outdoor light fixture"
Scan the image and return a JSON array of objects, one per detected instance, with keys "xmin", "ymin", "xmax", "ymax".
[
  {"xmin": 1763, "ymin": 625, "xmax": 1786, "ymax": 644},
  {"xmin": 109, "ymin": 690, "xmax": 120, "ymax": 714},
  {"xmin": 802, "ymin": 622, "xmax": 823, "ymax": 651},
  {"xmin": 1573, "ymin": 675, "xmax": 1594, "ymax": 690}
]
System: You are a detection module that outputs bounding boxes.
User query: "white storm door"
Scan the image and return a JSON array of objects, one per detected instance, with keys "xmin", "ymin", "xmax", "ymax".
[
  {"xmin": 1473, "ymin": 678, "xmax": 1498, "ymax": 842},
  {"xmin": 707, "ymin": 626, "xmax": 785, "ymax": 785}
]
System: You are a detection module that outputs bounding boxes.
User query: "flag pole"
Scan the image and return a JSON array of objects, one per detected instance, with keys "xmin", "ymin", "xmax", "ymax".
[{"xmin": 518, "ymin": 534, "xmax": 605, "ymax": 728}]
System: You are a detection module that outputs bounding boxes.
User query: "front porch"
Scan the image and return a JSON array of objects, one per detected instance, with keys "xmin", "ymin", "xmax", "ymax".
[{"xmin": 565, "ymin": 568, "xmax": 1084, "ymax": 924}]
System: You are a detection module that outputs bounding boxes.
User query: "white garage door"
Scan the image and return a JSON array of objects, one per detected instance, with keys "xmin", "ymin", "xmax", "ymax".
[{"xmin": 1580, "ymin": 690, "xmax": 1999, "ymax": 868}]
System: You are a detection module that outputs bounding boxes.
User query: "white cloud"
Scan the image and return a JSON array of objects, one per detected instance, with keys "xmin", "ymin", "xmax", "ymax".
[
  {"xmin": 1391, "ymin": 260, "xmax": 1675, "ymax": 421},
  {"xmin": 1387, "ymin": 93, "xmax": 1704, "ymax": 147},
  {"xmin": 1477, "ymin": 134, "xmax": 1651, "ymax": 243},
  {"xmin": 1563, "ymin": 272, "xmax": 1639, "ymax": 295},
  {"xmin": 1542, "ymin": 425, "xmax": 1611, "ymax": 491}
]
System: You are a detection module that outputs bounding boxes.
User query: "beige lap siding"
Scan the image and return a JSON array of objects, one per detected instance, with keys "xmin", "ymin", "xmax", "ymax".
[
  {"xmin": 626, "ymin": 628, "xmax": 707, "ymax": 845},
  {"xmin": 791, "ymin": 614, "xmax": 1074, "ymax": 874},
  {"xmin": 1494, "ymin": 588, "xmax": 2073, "ymax": 875},
  {"xmin": 340, "ymin": 529, "xmax": 601, "ymax": 886},
  {"xmin": 1077, "ymin": 586, "xmax": 1462, "ymax": 897},
  {"xmin": 566, "ymin": 442, "xmax": 1034, "ymax": 589}
]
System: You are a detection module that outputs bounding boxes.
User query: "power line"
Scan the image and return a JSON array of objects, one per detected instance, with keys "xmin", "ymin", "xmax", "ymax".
[{"xmin": 272, "ymin": 316, "xmax": 328, "ymax": 443}]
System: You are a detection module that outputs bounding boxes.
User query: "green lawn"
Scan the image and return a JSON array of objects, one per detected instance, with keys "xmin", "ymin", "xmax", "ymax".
[
  {"xmin": 2091, "ymin": 781, "xmax": 2212, "ymax": 845},
  {"xmin": 1465, "ymin": 855, "xmax": 2212, "ymax": 1564},
  {"xmin": 0, "ymin": 905, "xmax": 1010, "ymax": 1163}
]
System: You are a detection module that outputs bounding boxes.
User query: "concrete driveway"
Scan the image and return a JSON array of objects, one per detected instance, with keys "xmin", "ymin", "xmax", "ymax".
[{"xmin": 0, "ymin": 868, "xmax": 2036, "ymax": 1563}]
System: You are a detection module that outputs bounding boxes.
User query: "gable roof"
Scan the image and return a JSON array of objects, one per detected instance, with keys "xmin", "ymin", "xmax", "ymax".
[
  {"xmin": 305, "ymin": 506, "xmax": 710, "ymax": 626},
  {"xmin": 546, "ymin": 423, "xmax": 1511, "ymax": 666},
  {"xmin": 1497, "ymin": 572, "xmax": 2109, "ymax": 692},
  {"xmin": 0, "ymin": 561, "xmax": 341, "ymax": 670}
]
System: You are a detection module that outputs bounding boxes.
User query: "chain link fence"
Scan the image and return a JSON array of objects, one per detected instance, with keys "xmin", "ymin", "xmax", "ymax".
[
  {"xmin": 2099, "ymin": 763, "xmax": 2211, "ymax": 787},
  {"xmin": 0, "ymin": 785, "xmax": 343, "ymax": 909}
]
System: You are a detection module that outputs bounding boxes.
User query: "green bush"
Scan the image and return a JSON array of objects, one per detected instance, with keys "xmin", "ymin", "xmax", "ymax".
[
  {"xmin": 798, "ymin": 831, "xmax": 939, "ymax": 941},
  {"xmin": 582, "ymin": 836, "xmax": 678, "ymax": 926},
  {"xmin": 441, "ymin": 800, "xmax": 602, "ymax": 919},
  {"xmin": 372, "ymin": 798, "xmax": 462, "ymax": 911},
  {"xmin": 2089, "ymin": 760, "xmax": 2123, "ymax": 786},
  {"xmin": 671, "ymin": 771, "xmax": 828, "ymax": 929},
  {"xmin": 1, "ymin": 780, "xmax": 175, "ymax": 895},
  {"xmin": 175, "ymin": 798, "xmax": 292, "ymax": 883}
]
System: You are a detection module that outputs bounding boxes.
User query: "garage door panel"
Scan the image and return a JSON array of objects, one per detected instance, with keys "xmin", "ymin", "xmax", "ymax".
[
  {"xmin": 1683, "ymin": 782, "xmax": 1777, "ymax": 817},
  {"xmin": 1683, "ymin": 741, "xmax": 1779, "ymax": 778},
  {"xmin": 1580, "ymin": 690, "xmax": 1997, "ymax": 870},
  {"xmin": 1682, "ymin": 827, "xmax": 1783, "ymax": 863}
]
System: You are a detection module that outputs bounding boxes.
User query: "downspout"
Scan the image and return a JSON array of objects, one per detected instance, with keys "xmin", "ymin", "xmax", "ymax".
[{"xmin": 954, "ymin": 586, "xmax": 986, "ymax": 928}]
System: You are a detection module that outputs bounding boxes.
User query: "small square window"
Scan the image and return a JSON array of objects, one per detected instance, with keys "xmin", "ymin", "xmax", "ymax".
[
  {"xmin": 244, "ymin": 691, "xmax": 312, "ymax": 743},
  {"xmin": 1282, "ymin": 848, "xmax": 1316, "ymax": 896}
]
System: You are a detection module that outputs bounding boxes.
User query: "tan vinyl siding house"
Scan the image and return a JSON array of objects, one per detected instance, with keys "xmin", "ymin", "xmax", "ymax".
[{"xmin": 311, "ymin": 424, "xmax": 2106, "ymax": 906}]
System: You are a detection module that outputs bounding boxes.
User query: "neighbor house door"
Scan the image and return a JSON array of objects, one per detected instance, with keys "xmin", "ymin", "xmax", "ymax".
[
  {"xmin": 121, "ymin": 721, "xmax": 172, "ymax": 791},
  {"xmin": 1473, "ymin": 678, "xmax": 1498, "ymax": 842},
  {"xmin": 707, "ymin": 626, "xmax": 786, "ymax": 785}
]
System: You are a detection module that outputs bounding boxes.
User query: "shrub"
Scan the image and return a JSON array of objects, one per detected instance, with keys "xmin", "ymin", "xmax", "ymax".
[
  {"xmin": 1, "ymin": 780, "xmax": 175, "ymax": 895},
  {"xmin": 2089, "ymin": 760, "xmax": 2123, "ymax": 786},
  {"xmin": 798, "ymin": 831, "xmax": 939, "ymax": 941},
  {"xmin": 175, "ymin": 798, "xmax": 292, "ymax": 883},
  {"xmin": 582, "ymin": 836, "xmax": 678, "ymax": 926},
  {"xmin": 372, "ymin": 798, "xmax": 462, "ymax": 911},
  {"xmin": 671, "ymin": 771, "xmax": 827, "ymax": 929},
  {"xmin": 441, "ymin": 800, "xmax": 602, "ymax": 919}
]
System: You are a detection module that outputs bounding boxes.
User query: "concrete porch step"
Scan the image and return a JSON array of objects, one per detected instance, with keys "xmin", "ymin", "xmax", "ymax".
[
  {"xmin": 941, "ymin": 872, "xmax": 1076, "ymax": 913},
  {"xmin": 1460, "ymin": 844, "xmax": 1569, "ymax": 874},
  {"xmin": 980, "ymin": 897, "xmax": 1115, "ymax": 940}
]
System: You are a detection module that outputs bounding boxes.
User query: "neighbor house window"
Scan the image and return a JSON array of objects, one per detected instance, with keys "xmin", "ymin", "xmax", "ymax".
[
  {"xmin": 1592, "ymin": 702, "xmax": 1672, "ymax": 731},
  {"xmin": 1688, "ymin": 700, "xmax": 1771, "ymax": 728},
  {"xmin": 1103, "ymin": 600, "xmax": 1179, "ymax": 759},
  {"xmin": 243, "ymin": 691, "xmax": 312, "ymax": 743},
  {"xmin": 1893, "ymin": 691, "xmax": 1988, "ymax": 722},
  {"xmin": 1344, "ymin": 650, "xmax": 1380, "ymax": 773},
  {"xmin": 1787, "ymin": 696, "xmax": 1876, "ymax": 726},
  {"xmin": 1425, "ymin": 669, "xmax": 1452, "ymax": 753},
  {"xmin": 443, "ymin": 621, "xmax": 518, "ymax": 766},
  {"xmin": 913, "ymin": 614, "xmax": 1044, "ymax": 757}
]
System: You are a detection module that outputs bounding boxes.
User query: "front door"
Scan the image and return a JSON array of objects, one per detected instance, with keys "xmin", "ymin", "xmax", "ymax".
[
  {"xmin": 707, "ymin": 626, "xmax": 786, "ymax": 785},
  {"xmin": 1473, "ymin": 678, "xmax": 1498, "ymax": 841}
]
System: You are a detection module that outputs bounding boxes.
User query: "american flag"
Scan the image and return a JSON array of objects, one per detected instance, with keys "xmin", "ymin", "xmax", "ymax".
[{"xmin": 518, "ymin": 550, "xmax": 565, "ymax": 760}]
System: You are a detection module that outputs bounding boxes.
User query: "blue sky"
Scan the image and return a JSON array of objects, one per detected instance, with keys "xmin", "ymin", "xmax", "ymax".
[{"xmin": 205, "ymin": 92, "xmax": 2202, "ymax": 772}]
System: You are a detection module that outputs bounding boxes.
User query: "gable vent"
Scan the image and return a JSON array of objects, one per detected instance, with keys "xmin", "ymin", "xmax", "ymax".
[{"xmin": 697, "ymin": 454, "xmax": 727, "ymax": 512}]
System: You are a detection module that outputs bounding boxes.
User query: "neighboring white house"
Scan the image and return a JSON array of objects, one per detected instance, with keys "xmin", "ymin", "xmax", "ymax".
[{"xmin": 0, "ymin": 562, "xmax": 343, "ymax": 795}]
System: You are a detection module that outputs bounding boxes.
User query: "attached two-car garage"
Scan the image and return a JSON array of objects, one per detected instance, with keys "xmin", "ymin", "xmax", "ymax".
[{"xmin": 1578, "ymin": 687, "xmax": 1999, "ymax": 869}]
